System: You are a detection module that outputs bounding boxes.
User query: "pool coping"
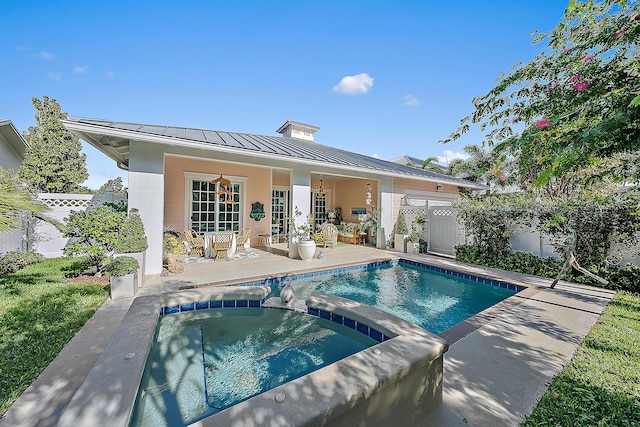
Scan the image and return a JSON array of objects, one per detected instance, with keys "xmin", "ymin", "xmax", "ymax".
[
  {"xmin": 179, "ymin": 255, "xmax": 540, "ymax": 345},
  {"xmin": 56, "ymin": 286, "xmax": 449, "ymax": 427}
]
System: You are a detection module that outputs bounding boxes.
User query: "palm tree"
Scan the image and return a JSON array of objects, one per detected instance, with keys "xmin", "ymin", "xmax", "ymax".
[{"xmin": 421, "ymin": 156, "xmax": 445, "ymax": 174}]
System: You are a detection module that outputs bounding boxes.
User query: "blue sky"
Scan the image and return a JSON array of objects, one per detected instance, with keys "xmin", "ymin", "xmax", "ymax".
[{"xmin": 2, "ymin": 0, "xmax": 569, "ymax": 190}]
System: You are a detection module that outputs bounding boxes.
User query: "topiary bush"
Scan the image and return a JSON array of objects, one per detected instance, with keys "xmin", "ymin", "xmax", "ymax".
[
  {"xmin": 0, "ymin": 250, "xmax": 44, "ymax": 275},
  {"xmin": 395, "ymin": 214, "xmax": 408, "ymax": 234},
  {"xmin": 105, "ymin": 255, "xmax": 138, "ymax": 277},
  {"xmin": 113, "ymin": 208, "xmax": 148, "ymax": 254}
]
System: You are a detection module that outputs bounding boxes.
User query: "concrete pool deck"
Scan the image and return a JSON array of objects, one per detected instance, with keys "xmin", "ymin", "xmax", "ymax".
[{"xmin": 0, "ymin": 245, "xmax": 615, "ymax": 427}]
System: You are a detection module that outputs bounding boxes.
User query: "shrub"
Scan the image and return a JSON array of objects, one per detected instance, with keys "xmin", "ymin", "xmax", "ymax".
[
  {"xmin": 0, "ymin": 250, "xmax": 44, "ymax": 275},
  {"xmin": 163, "ymin": 233, "xmax": 184, "ymax": 255},
  {"xmin": 63, "ymin": 206, "xmax": 125, "ymax": 274},
  {"xmin": 105, "ymin": 256, "xmax": 138, "ymax": 277},
  {"xmin": 395, "ymin": 214, "xmax": 408, "ymax": 234},
  {"xmin": 113, "ymin": 208, "xmax": 148, "ymax": 254},
  {"xmin": 455, "ymin": 243, "xmax": 640, "ymax": 293}
]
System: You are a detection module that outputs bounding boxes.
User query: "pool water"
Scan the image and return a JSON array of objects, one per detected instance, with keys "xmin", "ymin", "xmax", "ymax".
[
  {"xmin": 129, "ymin": 307, "xmax": 376, "ymax": 427},
  {"xmin": 271, "ymin": 263, "xmax": 517, "ymax": 334}
]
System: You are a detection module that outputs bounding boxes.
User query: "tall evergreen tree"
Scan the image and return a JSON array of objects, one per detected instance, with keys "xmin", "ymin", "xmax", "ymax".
[{"xmin": 19, "ymin": 96, "xmax": 88, "ymax": 193}]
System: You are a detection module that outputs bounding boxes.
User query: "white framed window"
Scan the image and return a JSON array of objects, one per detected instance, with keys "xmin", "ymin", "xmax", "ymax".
[{"xmin": 184, "ymin": 173, "xmax": 246, "ymax": 233}]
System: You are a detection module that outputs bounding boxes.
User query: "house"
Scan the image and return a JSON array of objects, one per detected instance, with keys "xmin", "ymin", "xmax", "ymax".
[
  {"xmin": 62, "ymin": 118, "xmax": 486, "ymax": 279},
  {"xmin": 0, "ymin": 119, "xmax": 28, "ymax": 253},
  {"xmin": 0, "ymin": 119, "xmax": 27, "ymax": 172},
  {"xmin": 388, "ymin": 154, "xmax": 425, "ymax": 168}
]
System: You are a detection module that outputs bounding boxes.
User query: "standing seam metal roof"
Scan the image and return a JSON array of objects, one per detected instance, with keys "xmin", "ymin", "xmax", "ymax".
[{"xmin": 64, "ymin": 117, "xmax": 487, "ymax": 188}]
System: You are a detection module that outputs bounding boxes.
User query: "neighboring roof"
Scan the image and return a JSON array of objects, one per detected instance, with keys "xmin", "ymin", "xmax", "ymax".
[
  {"xmin": 62, "ymin": 117, "xmax": 488, "ymax": 190},
  {"xmin": 389, "ymin": 155, "xmax": 425, "ymax": 167},
  {"xmin": 0, "ymin": 119, "xmax": 28, "ymax": 159}
]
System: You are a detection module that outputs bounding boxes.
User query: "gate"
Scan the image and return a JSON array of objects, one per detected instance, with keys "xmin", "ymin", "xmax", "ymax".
[{"xmin": 428, "ymin": 206, "xmax": 462, "ymax": 256}]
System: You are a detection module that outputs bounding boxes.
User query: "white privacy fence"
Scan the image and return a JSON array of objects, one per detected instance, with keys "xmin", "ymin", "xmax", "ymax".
[
  {"xmin": 398, "ymin": 202, "xmax": 640, "ymax": 267},
  {"xmin": 32, "ymin": 193, "xmax": 127, "ymax": 258}
]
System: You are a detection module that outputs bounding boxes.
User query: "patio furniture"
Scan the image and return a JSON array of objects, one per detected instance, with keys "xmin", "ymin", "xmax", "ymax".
[
  {"xmin": 257, "ymin": 233, "xmax": 271, "ymax": 253},
  {"xmin": 337, "ymin": 222, "xmax": 361, "ymax": 244},
  {"xmin": 315, "ymin": 223, "xmax": 338, "ymax": 248},
  {"xmin": 184, "ymin": 229, "xmax": 205, "ymax": 256},
  {"xmin": 213, "ymin": 233, "xmax": 233, "ymax": 259},
  {"xmin": 235, "ymin": 228, "xmax": 251, "ymax": 253}
]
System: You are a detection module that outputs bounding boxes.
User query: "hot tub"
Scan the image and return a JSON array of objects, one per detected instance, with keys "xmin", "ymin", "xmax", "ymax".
[{"xmin": 58, "ymin": 286, "xmax": 448, "ymax": 427}]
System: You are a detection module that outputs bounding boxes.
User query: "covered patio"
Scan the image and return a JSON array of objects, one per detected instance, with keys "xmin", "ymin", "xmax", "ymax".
[{"xmin": 62, "ymin": 118, "xmax": 486, "ymax": 284}]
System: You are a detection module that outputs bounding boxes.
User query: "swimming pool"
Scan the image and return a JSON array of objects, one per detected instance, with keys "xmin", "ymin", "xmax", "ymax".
[
  {"xmin": 270, "ymin": 260, "xmax": 522, "ymax": 334},
  {"xmin": 129, "ymin": 306, "xmax": 377, "ymax": 426}
]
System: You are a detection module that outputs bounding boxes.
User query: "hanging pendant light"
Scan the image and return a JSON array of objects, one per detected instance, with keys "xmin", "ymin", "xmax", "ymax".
[
  {"xmin": 365, "ymin": 182, "xmax": 372, "ymax": 206},
  {"xmin": 314, "ymin": 179, "xmax": 326, "ymax": 198}
]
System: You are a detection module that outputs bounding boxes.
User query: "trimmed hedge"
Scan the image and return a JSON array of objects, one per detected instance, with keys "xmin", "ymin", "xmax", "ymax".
[{"xmin": 455, "ymin": 244, "xmax": 640, "ymax": 293}]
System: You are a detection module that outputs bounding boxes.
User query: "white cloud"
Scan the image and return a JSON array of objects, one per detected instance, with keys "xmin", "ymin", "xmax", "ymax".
[
  {"xmin": 437, "ymin": 150, "xmax": 467, "ymax": 165},
  {"xmin": 106, "ymin": 70, "xmax": 114, "ymax": 77},
  {"xmin": 35, "ymin": 51, "xmax": 55, "ymax": 60},
  {"xmin": 333, "ymin": 73, "xmax": 374, "ymax": 95},
  {"xmin": 402, "ymin": 94, "xmax": 420, "ymax": 106},
  {"xmin": 371, "ymin": 153, "xmax": 380, "ymax": 159},
  {"xmin": 73, "ymin": 66, "xmax": 87, "ymax": 73},
  {"xmin": 48, "ymin": 72, "xmax": 61, "ymax": 80}
]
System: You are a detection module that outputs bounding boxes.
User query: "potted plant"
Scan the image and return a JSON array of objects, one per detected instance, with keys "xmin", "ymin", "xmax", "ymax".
[
  {"xmin": 394, "ymin": 213, "xmax": 409, "ymax": 252},
  {"xmin": 287, "ymin": 206, "xmax": 316, "ymax": 260},
  {"xmin": 113, "ymin": 208, "xmax": 148, "ymax": 287},
  {"xmin": 362, "ymin": 206, "xmax": 379, "ymax": 247},
  {"xmin": 106, "ymin": 255, "xmax": 139, "ymax": 300},
  {"xmin": 407, "ymin": 230, "xmax": 420, "ymax": 255}
]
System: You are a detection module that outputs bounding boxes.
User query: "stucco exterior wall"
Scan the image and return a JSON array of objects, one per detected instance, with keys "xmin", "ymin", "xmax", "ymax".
[
  {"xmin": 334, "ymin": 180, "xmax": 377, "ymax": 223},
  {"xmin": 164, "ymin": 156, "xmax": 274, "ymax": 241}
]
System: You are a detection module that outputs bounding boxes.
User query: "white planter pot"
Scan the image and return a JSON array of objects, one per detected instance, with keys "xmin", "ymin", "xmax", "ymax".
[
  {"xmin": 297, "ymin": 240, "xmax": 316, "ymax": 260},
  {"xmin": 407, "ymin": 242, "xmax": 420, "ymax": 255},
  {"xmin": 288, "ymin": 241, "xmax": 300, "ymax": 259},
  {"xmin": 115, "ymin": 251, "xmax": 145, "ymax": 287},
  {"xmin": 394, "ymin": 234, "xmax": 408, "ymax": 253},
  {"xmin": 110, "ymin": 273, "xmax": 137, "ymax": 300}
]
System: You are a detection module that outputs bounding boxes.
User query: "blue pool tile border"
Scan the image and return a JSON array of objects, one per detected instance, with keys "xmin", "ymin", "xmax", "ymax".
[
  {"xmin": 305, "ymin": 306, "xmax": 389, "ymax": 343},
  {"xmin": 397, "ymin": 259, "xmax": 527, "ymax": 293},
  {"xmin": 160, "ymin": 298, "xmax": 266, "ymax": 316},
  {"xmin": 159, "ymin": 298, "xmax": 388, "ymax": 344},
  {"xmin": 225, "ymin": 258, "xmax": 526, "ymax": 294}
]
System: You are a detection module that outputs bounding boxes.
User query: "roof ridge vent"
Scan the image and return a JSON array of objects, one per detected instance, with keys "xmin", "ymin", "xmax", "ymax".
[{"xmin": 276, "ymin": 120, "xmax": 319, "ymax": 142}]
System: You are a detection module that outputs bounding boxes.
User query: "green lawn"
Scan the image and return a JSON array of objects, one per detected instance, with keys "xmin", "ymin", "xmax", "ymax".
[
  {"xmin": 522, "ymin": 291, "xmax": 640, "ymax": 426},
  {"xmin": 0, "ymin": 257, "xmax": 109, "ymax": 416}
]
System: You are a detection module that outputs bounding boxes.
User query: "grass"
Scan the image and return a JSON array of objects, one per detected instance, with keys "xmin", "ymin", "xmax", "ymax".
[
  {"xmin": 0, "ymin": 257, "xmax": 109, "ymax": 416},
  {"xmin": 522, "ymin": 291, "xmax": 640, "ymax": 426}
]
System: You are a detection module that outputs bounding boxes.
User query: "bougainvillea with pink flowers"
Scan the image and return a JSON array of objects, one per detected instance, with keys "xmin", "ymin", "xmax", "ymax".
[{"xmin": 441, "ymin": 0, "xmax": 639, "ymax": 192}]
